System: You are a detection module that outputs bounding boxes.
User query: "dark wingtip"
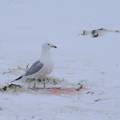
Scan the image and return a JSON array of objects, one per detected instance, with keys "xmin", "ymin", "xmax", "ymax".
[
  {"xmin": 15, "ymin": 76, "xmax": 23, "ymax": 80},
  {"xmin": 10, "ymin": 76, "xmax": 23, "ymax": 83}
]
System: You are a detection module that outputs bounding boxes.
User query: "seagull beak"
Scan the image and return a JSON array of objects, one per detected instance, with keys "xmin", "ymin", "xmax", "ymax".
[
  {"xmin": 51, "ymin": 45, "xmax": 57, "ymax": 48},
  {"xmin": 53, "ymin": 45, "xmax": 57, "ymax": 48}
]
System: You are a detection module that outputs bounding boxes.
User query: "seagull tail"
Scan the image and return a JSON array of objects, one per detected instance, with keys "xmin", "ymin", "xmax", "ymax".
[{"xmin": 10, "ymin": 76, "xmax": 23, "ymax": 83}]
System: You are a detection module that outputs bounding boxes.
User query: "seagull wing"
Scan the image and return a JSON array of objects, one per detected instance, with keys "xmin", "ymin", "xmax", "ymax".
[
  {"xmin": 25, "ymin": 60, "xmax": 44, "ymax": 76},
  {"xmin": 10, "ymin": 61, "xmax": 44, "ymax": 83}
]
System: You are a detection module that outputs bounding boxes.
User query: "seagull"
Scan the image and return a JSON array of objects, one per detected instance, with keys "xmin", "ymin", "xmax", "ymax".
[
  {"xmin": 80, "ymin": 28, "xmax": 120, "ymax": 38},
  {"xmin": 10, "ymin": 42, "xmax": 57, "ymax": 88}
]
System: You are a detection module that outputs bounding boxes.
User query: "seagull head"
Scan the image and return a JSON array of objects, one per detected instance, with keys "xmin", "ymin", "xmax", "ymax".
[
  {"xmin": 42, "ymin": 43, "xmax": 57, "ymax": 49},
  {"xmin": 47, "ymin": 43, "xmax": 57, "ymax": 48},
  {"xmin": 41, "ymin": 42, "xmax": 57, "ymax": 60},
  {"xmin": 81, "ymin": 30, "xmax": 88, "ymax": 36}
]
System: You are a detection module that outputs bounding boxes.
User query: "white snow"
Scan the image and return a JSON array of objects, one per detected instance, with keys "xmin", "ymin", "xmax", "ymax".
[{"xmin": 0, "ymin": 0, "xmax": 120, "ymax": 120}]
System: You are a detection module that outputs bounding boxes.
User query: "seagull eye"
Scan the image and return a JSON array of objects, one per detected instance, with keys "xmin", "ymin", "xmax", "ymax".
[{"xmin": 48, "ymin": 43, "xmax": 50, "ymax": 46}]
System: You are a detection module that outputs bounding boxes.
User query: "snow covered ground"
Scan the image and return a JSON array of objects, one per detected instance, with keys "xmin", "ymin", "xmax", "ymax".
[{"xmin": 0, "ymin": 0, "xmax": 120, "ymax": 120}]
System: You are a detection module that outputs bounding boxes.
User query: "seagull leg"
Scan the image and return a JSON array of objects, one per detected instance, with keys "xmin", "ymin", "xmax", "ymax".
[
  {"xmin": 43, "ymin": 78, "xmax": 46, "ymax": 89},
  {"xmin": 33, "ymin": 78, "xmax": 36, "ymax": 89}
]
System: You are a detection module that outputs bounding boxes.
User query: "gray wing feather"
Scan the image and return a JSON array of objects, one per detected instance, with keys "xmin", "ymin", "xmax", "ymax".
[{"xmin": 25, "ymin": 60, "xmax": 44, "ymax": 76}]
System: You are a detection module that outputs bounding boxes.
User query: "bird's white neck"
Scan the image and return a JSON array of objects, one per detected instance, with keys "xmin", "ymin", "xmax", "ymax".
[{"xmin": 40, "ymin": 47, "xmax": 52, "ymax": 62}]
